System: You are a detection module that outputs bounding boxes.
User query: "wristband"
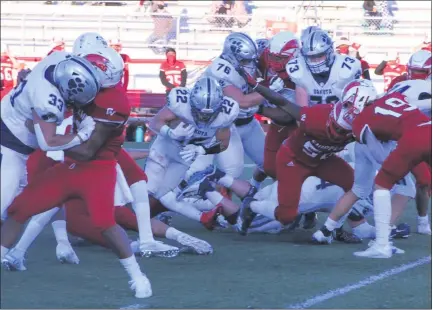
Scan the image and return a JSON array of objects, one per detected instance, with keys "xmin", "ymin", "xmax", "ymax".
[
  {"xmin": 160, "ymin": 125, "xmax": 171, "ymax": 137},
  {"xmin": 203, "ymin": 142, "xmax": 223, "ymax": 154}
]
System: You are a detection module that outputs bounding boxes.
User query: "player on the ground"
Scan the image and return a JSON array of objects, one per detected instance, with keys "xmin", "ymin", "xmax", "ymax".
[
  {"xmin": 146, "ymin": 76, "xmax": 242, "ymax": 229},
  {"xmin": 0, "ymin": 52, "xmax": 98, "ymax": 221},
  {"xmin": 1, "ymin": 49, "xmax": 153, "ymax": 298},
  {"xmin": 337, "ymin": 80, "xmax": 431, "ymax": 258},
  {"xmin": 201, "ymin": 32, "xmax": 268, "ymax": 190}
]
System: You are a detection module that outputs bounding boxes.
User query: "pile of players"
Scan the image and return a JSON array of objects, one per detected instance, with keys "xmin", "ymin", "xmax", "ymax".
[{"xmin": 0, "ymin": 25, "xmax": 431, "ymax": 299}]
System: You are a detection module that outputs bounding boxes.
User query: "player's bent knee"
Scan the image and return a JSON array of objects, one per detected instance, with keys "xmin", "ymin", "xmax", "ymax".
[
  {"xmin": 130, "ymin": 180, "xmax": 150, "ymax": 203},
  {"xmin": 351, "ymin": 185, "xmax": 370, "ymax": 200},
  {"xmin": 375, "ymin": 170, "xmax": 395, "ymax": 191},
  {"xmin": 274, "ymin": 205, "xmax": 298, "ymax": 225}
]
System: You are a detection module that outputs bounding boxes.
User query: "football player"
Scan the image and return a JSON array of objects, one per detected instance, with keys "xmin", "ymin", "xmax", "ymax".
[
  {"xmin": 0, "ymin": 52, "xmax": 98, "ymax": 222},
  {"xmin": 237, "ymin": 73, "xmax": 368, "ymax": 243},
  {"xmin": 1, "ymin": 43, "xmax": 19, "ymax": 100},
  {"xmin": 1, "ymin": 50, "xmax": 153, "ymax": 298},
  {"xmin": 374, "ymin": 51, "xmax": 406, "ymax": 91},
  {"xmin": 109, "ymin": 38, "xmax": 131, "ymax": 91},
  {"xmin": 347, "ymin": 80, "xmax": 431, "ymax": 258},
  {"xmin": 201, "ymin": 32, "xmax": 267, "ymax": 190},
  {"xmin": 146, "ymin": 76, "xmax": 242, "ymax": 229},
  {"xmin": 335, "ymin": 37, "xmax": 371, "ymax": 80}
]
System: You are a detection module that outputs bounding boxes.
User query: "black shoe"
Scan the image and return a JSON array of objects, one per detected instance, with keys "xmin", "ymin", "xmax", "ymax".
[
  {"xmin": 390, "ymin": 223, "xmax": 411, "ymax": 239},
  {"xmin": 238, "ymin": 197, "xmax": 257, "ymax": 236},
  {"xmin": 303, "ymin": 212, "xmax": 318, "ymax": 229},
  {"xmin": 334, "ymin": 228, "xmax": 362, "ymax": 244},
  {"xmin": 207, "ymin": 168, "xmax": 226, "ymax": 183}
]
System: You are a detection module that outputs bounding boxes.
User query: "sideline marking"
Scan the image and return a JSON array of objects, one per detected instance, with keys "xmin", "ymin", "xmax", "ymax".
[{"xmin": 286, "ymin": 255, "xmax": 431, "ymax": 309}]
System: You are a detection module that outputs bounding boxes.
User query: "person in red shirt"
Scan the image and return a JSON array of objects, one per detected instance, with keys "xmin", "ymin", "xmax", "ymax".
[
  {"xmin": 159, "ymin": 47, "xmax": 187, "ymax": 94},
  {"xmin": 239, "ymin": 73, "xmax": 365, "ymax": 243},
  {"xmin": 374, "ymin": 51, "xmax": 406, "ymax": 91},
  {"xmin": 110, "ymin": 39, "xmax": 130, "ymax": 91},
  {"xmin": 349, "ymin": 88, "xmax": 431, "ymax": 258},
  {"xmin": 387, "ymin": 49, "xmax": 432, "ymax": 91},
  {"xmin": 1, "ymin": 43, "xmax": 18, "ymax": 100}
]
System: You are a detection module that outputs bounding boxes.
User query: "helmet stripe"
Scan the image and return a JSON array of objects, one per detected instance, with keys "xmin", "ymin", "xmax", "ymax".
[
  {"xmin": 206, "ymin": 78, "xmax": 211, "ymax": 109},
  {"xmin": 309, "ymin": 32, "xmax": 315, "ymax": 52},
  {"xmin": 69, "ymin": 57, "xmax": 100, "ymax": 89}
]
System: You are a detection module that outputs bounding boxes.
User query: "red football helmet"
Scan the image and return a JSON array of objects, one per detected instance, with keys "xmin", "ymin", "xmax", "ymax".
[
  {"xmin": 407, "ymin": 50, "xmax": 432, "ymax": 80},
  {"xmin": 335, "ymin": 37, "xmax": 351, "ymax": 55},
  {"xmin": 264, "ymin": 31, "xmax": 300, "ymax": 72}
]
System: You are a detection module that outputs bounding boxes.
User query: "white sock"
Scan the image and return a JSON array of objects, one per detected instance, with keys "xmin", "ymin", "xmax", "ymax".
[
  {"xmin": 160, "ymin": 191, "xmax": 202, "ymax": 221},
  {"xmin": 205, "ymin": 191, "xmax": 223, "ymax": 205},
  {"xmin": 15, "ymin": 209, "xmax": 58, "ymax": 255},
  {"xmin": 130, "ymin": 181, "xmax": 155, "ymax": 244},
  {"xmin": 324, "ymin": 218, "xmax": 339, "ymax": 232},
  {"xmin": 51, "ymin": 220, "xmax": 70, "ymax": 245},
  {"xmin": 119, "ymin": 255, "xmax": 142, "ymax": 282},
  {"xmin": 1, "ymin": 246, "xmax": 9, "ymax": 260},
  {"xmin": 250, "ymin": 200, "xmax": 276, "ymax": 220},
  {"xmin": 218, "ymin": 175, "xmax": 234, "ymax": 188},
  {"xmin": 373, "ymin": 189, "xmax": 392, "ymax": 247},
  {"xmin": 352, "ymin": 222, "xmax": 375, "ymax": 239},
  {"xmin": 165, "ymin": 227, "xmax": 182, "ymax": 241},
  {"xmin": 249, "ymin": 177, "xmax": 261, "ymax": 189},
  {"xmin": 418, "ymin": 215, "xmax": 429, "ymax": 225}
]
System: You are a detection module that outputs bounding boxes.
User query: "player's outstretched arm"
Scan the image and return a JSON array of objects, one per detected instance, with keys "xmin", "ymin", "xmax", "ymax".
[
  {"xmin": 32, "ymin": 111, "xmax": 94, "ymax": 151},
  {"xmin": 374, "ymin": 60, "xmax": 387, "ymax": 75},
  {"xmin": 259, "ymin": 106, "xmax": 295, "ymax": 124},
  {"xmin": 223, "ymin": 84, "xmax": 265, "ymax": 109}
]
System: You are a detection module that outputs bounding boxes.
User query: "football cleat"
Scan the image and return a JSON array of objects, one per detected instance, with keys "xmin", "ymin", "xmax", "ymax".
[
  {"xmin": 139, "ymin": 241, "xmax": 179, "ymax": 258},
  {"xmin": 238, "ymin": 197, "xmax": 257, "ymax": 236},
  {"xmin": 129, "ymin": 274, "xmax": 153, "ymax": 298},
  {"xmin": 417, "ymin": 222, "xmax": 432, "ymax": 235},
  {"xmin": 1, "ymin": 251, "xmax": 27, "ymax": 271},
  {"xmin": 311, "ymin": 228, "xmax": 333, "ymax": 244},
  {"xmin": 176, "ymin": 234, "xmax": 213, "ymax": 255},
  {"xmin": 56, "ymin": 242, "xmax": 80, "ymax": 265},
  {"xmin": 390, "ymin": 223, "xmax": 411, "ymax": 239},
  {"xmin": 353, "ymin": 241, "xmax": 393, "ymax": 258},
  {"xmin": 334, "ymin": 227, "xmax": 362, "ymax": 243},
  {"xmin": 200, "ymin": 206, "xmax": 223, "ymax": 230},
  {"xmin": 368, "ymin": 240, "xmax": 405, "ymax": 254},
  {"xmin": 302, "ymin": 212, "xmax": 318, "ymax": 229}
]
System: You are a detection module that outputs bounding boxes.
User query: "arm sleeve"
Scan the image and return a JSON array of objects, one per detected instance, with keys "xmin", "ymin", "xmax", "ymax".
[
  {"xmin": 374, "ymin": 61, "xmax": 388, "ymax": 75},
  {"xmin": 159, "ymin": 70, "xmax": 175, "ymax": 89},
  {"xmin": 123, "ymin": 64, "xmax": 129, "ymax": 91}
]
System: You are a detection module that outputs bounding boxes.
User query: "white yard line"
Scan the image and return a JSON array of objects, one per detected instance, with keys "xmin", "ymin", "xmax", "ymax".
[{"xmin": 286, "ymin": 255, "xmax": 432, "ymax": 309}]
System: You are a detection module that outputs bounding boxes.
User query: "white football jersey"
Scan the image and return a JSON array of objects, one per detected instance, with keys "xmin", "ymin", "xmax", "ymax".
[
  {"xmin": 167, "ymin": 87, "xmax": 239, "ymax": 146},
  {"xmin": 201, "ymin": 56, "xmax": 259, "ymax": 119},
  {"xmin": 286, "ymin": 53, "xmax": 362, "ymax": 106},
  {"xmin": 1, "ymin": 51, "xmax": 70, "ymax": 150}
]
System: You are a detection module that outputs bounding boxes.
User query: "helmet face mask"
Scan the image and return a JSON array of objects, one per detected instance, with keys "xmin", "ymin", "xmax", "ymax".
[
  {"xmin": 266, "ymin": 31, "xmax": 300, "ymax": 72},
  {"xmin": 222, "ymin": 32, "xmax": 258, "ymax": 76},
  {"xmin": 301, "ymin": 30, "xmax": 335, "ymax": 74}
]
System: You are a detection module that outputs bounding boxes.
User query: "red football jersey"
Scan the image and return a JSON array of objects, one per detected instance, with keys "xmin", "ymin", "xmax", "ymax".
[
  {"xmin": 360, "ymin": 59, "xmax": 370, "ymax": 75},
  {"xmin": 352, "ymin": 92, "xmax": 430, "ymax": 143},
  {"xmin": 120, "ymin": 53, "xmax": 130, "ymax": 91},
  {"xmin": 160, "ymin": 60, "xmax": 186, "ymax": 90},
  {"xmin": 282, "ymin": 104, "xmax": 352, "ymax": 167},
  {"xmin": 383, "ymin": 62, "xmax": 406, "ymax": 91},
  {"xmin": 1, "ymin": 55, "xmax": 16, "ymax": 98},
  {"xmin": 73, "ymin": 85, "xmax": 130, "ymax": 160},
  {"xmin": 387, "ymin": 74, "xmax": 408, "ymax": 91}
]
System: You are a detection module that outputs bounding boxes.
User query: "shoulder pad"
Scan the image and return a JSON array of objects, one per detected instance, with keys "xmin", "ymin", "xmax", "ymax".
[
  {"xmin": 167, "ymin": 87, "xmax": 192, "ymax": 119},
  {"xmin": 33, "ymin": 87, "xmax": 65, "ymax": 125},
  {"xmin": 286, "ymin": 57, "xmax": 306, "ymax": 87},
  {"xmin": 256, "ymin": 39, "xmax": 270, "ymax": 57},
  {"xmin": 206, "ymin": 59, "xmax": 238, "ymax": 88},
  {"xmin": 220, "ymin": 96, "xmax": 240, "ymax": 126},
  {"xmin": 337, "ymin": 55, "xmax": 362, "ymax": 80}
]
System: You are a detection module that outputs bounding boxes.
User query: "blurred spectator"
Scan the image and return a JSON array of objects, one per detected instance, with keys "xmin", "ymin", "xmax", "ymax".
[
  {"xmin": 145, "ymin": 1, "xmax": 174, "ymax": 54},
  {"xmin": 47, "ymin": 37, "xmax": 65, "ymax": 56},
  {"xmin": 159, "ymin": 47, "xmax": 187, "ymax": 95},
  {"xmin": 351, "ymin": 42, "xmax": 371, "ymax": 80},
  {"xmin": 335, "ymin": 37, "xmax": 370, "ymax": 80},
  {"xmin": 110, "ymin": 39, "xmax": 130, "ymax": 91},
  {"xmin": 363, "ymin": 0, "xmax": 381, "ymax": 30},
  {"xmin": 377, "ymin": 0, "xmax": 393, "ymax": 31},
  {"xmin": 207, "ymin": 0, "xmax": 249, "ymax": 28},
  {"xmin": 1, "ymin": 43, "xmax": 19, "ymax": 100},
  {"xmin": 135, "ymin": 0, "xmax": 152, "ymax": 13},
  {"xmin": 374, "ymin": 51, "xmax": 406, "ymax": 91}
]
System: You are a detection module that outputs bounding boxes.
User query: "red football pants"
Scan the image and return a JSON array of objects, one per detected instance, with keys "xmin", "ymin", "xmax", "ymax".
[
  {"xmin": 9, "ymin": 159, "xmax": 117, "ymax": 230},
  {"xmin": 263, "ymin": 122, "xmax": 297, "ymax": 179},
  {"xmin": 376, "ymin": 124, "xmax": 432, "ymax": 190},
  {"xmin": 275, "ymin": 145, "xmax": 354, "ymax": 224}
]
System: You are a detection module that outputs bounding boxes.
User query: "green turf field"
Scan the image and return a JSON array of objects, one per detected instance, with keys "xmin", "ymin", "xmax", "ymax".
[{"xmin": 1, "ymin": 143, "xmax": 431, "ymax": 309}]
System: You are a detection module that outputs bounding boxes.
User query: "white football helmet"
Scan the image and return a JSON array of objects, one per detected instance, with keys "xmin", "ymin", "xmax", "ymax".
[
  {"xmin": 300, "ymin": 25, "xmax": 321, "ymax": 46},
  {"xmin": 79, "ymin": 47, "xmax": 124, "ymax": 88},
  {"xmin": 388, "ymin": 79, "xmax": 432, "ymax": 113},
  {"xmin": 190, "ymin": 77, "xmax": 224, "ymax": 127},
  {"xmin": 265, "ymin": 31, "xmax": 300, "ymax": 72},
  {"xmin": 332, "ymin": 79, "xmax": 377, "ymax": 131},
  {"xmin": 72, "ymin": 32, "xmax": 109, "ymax": 55},
  {"xmin": 407, "ymin": 50, "xmax": 432, "ymax": 80},
  {"xmin": 222, "ymin": 32, "xmax": 258, "ymax": 76},
  {"xmin": 301, "ymin": 30, "xmax": 335, "ymax": 74}
]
